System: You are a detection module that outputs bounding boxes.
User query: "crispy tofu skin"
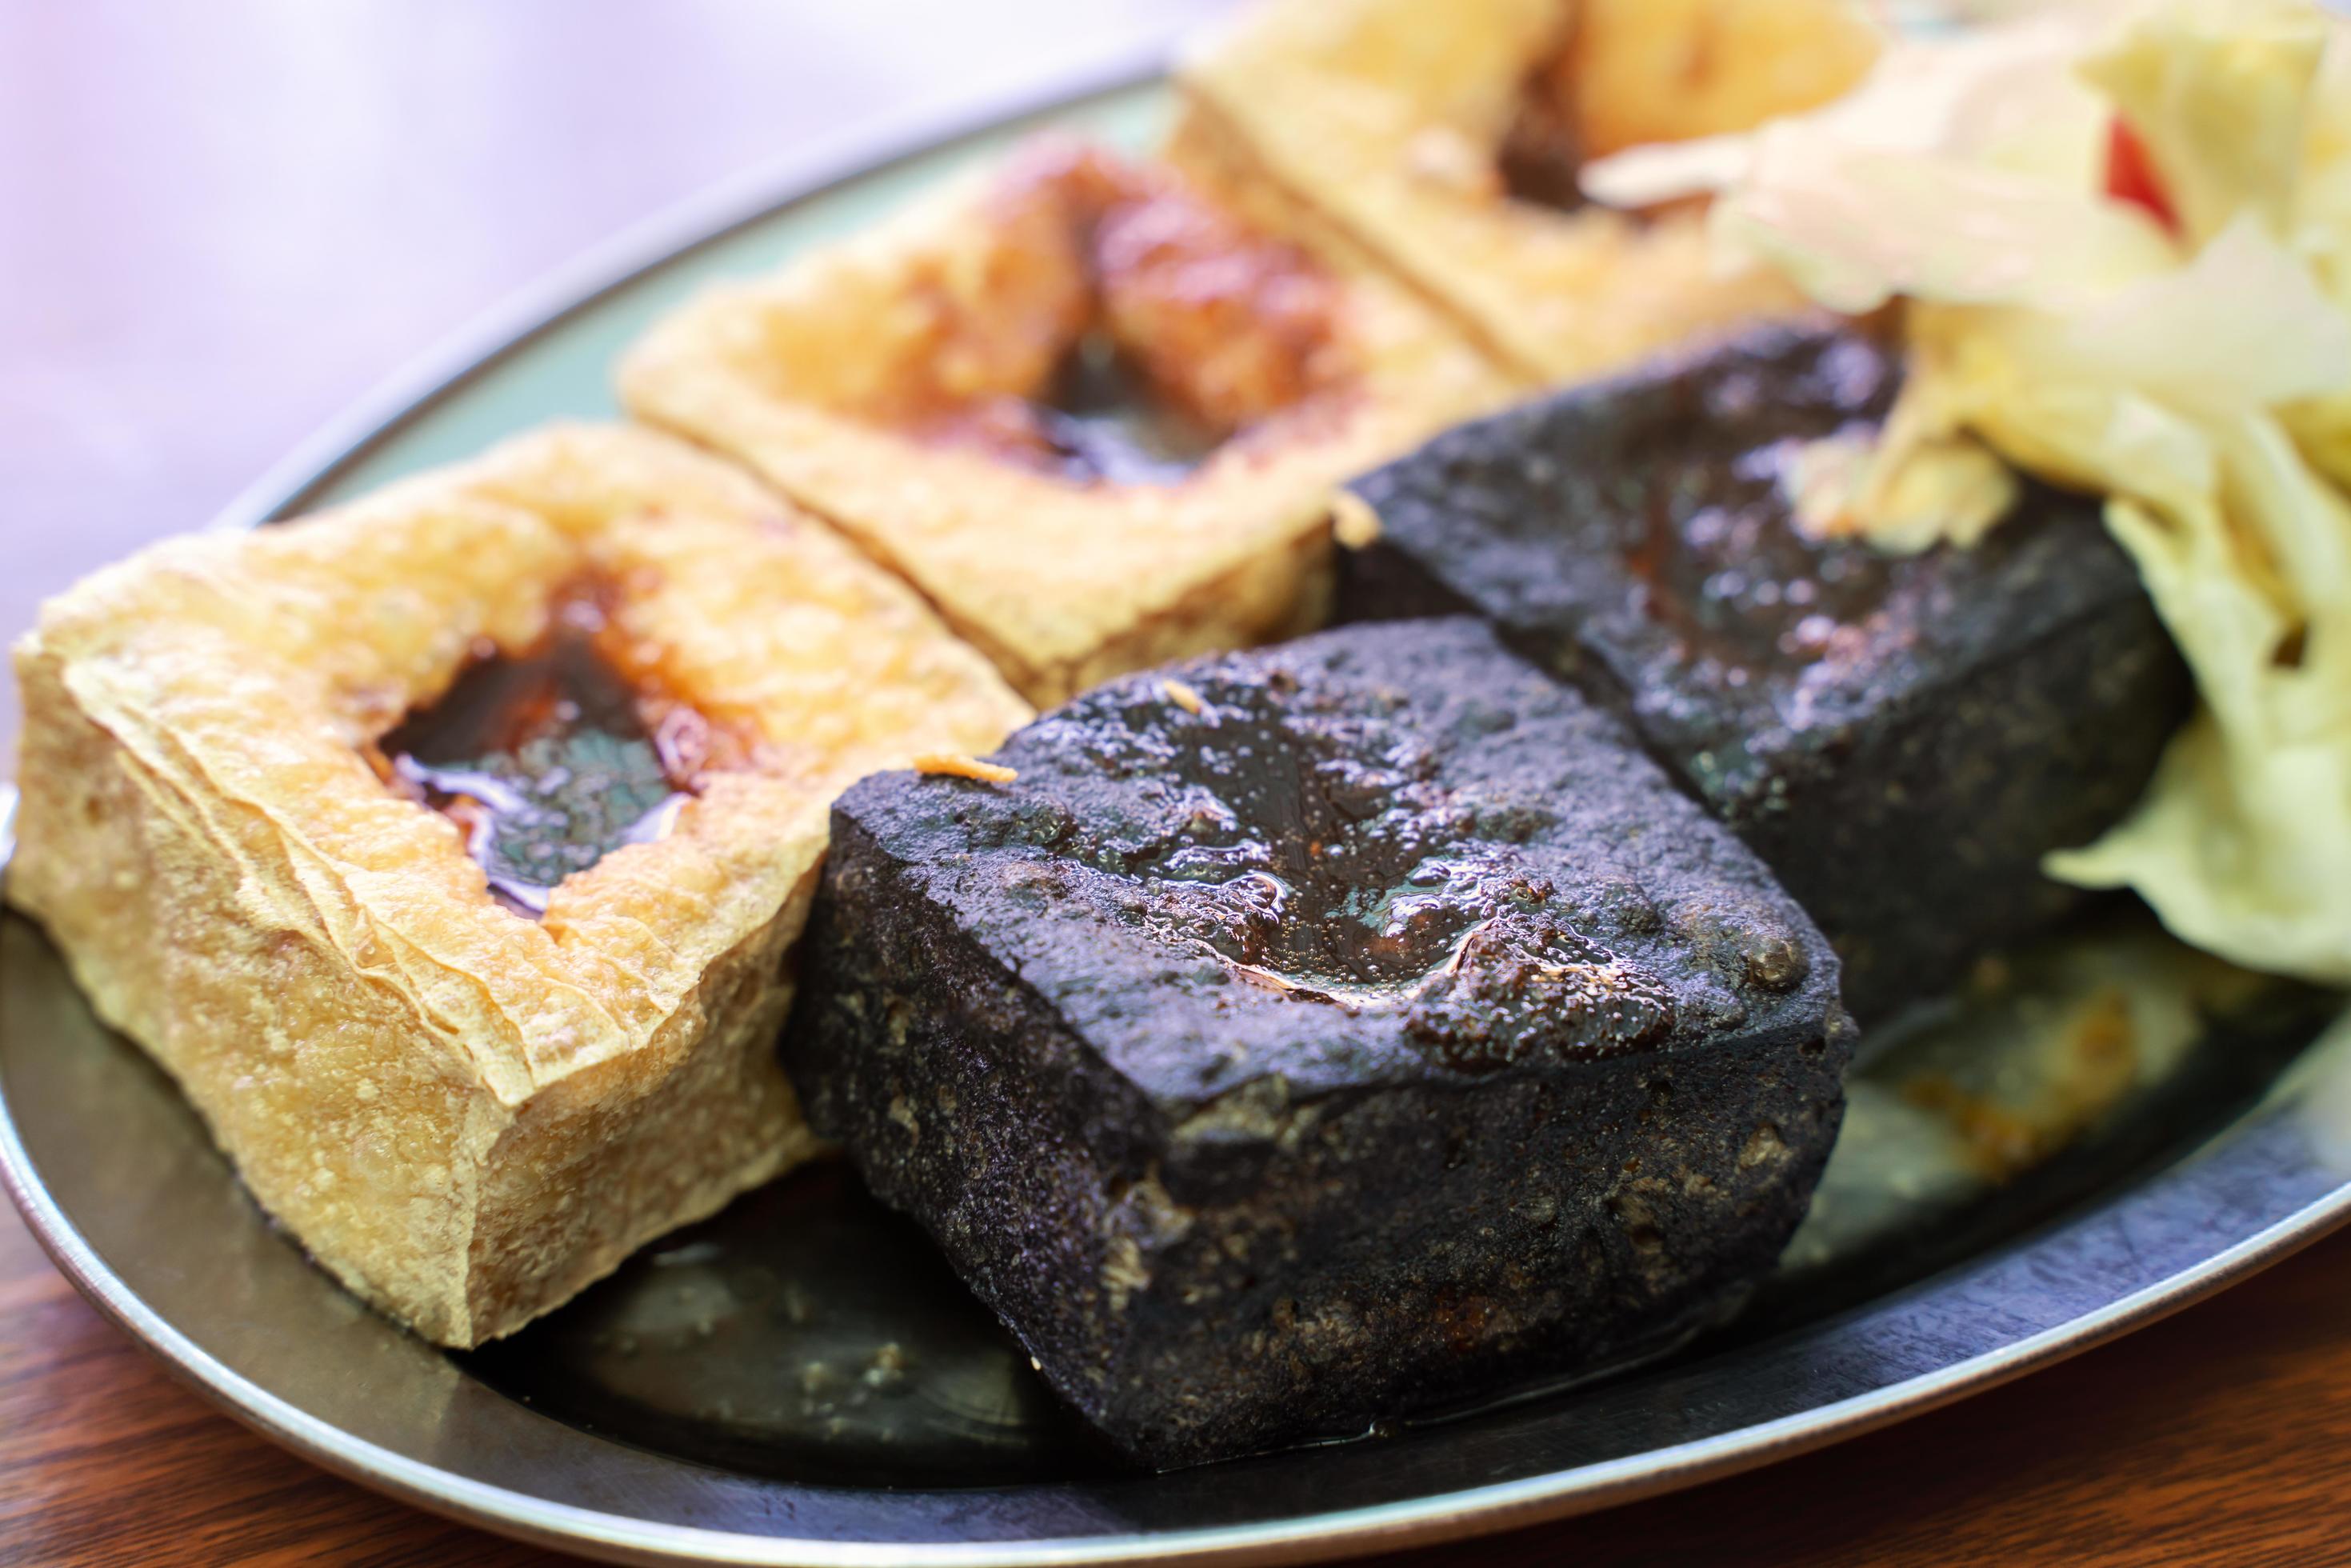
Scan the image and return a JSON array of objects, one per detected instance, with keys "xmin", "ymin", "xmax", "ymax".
[
  {"xmin": 1562, "ymin": 0, "xmax": 1888, "ymax": 160},
  {"xmin": 1170, "ymin": 0, "xmax": 1880, "ymax": 383},
  {"xmin": 6, "ymin": 423, "xmax": 1030, "ymax": 1346},
  {"xmin": 617, "ymin": 139, "xmax": 1509, "ymax": 707}
]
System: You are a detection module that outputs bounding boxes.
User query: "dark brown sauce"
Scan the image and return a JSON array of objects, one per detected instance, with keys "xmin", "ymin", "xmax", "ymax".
[
  {"xmin": 887, "ymin": 142, "xmax": 1345, "ymax": 486},
  {"xmin": 1497, "ymin": 64, "xmax": 1590, "ymax": 213},
  {"xmin": 1034, "ymin": 334, "xmax": 1222, "ymax": 486},
  {"xmin": 377, "ymin": 608, "xmax": 699, "ymax": 916},
  {"xmin": 1062, "ymin": 674, "xmax": 1674, "ymax": 1064},
  {"xmin": 1114, "ymin": 677, "xmax": 1513, "ymax": 994}
]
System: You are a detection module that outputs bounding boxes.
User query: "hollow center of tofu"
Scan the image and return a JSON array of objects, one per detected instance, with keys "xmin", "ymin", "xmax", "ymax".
[
  {"xmin": 1027, "ymin": 334, "xmax": 1224, "ymax": 486},
  {"xmin": 374, "ymin": 591, "xmax": 713, "ymax": 917},
  {"xmin": 884, "ymin": 141, "xmax": 1354, "ymax": 486}
]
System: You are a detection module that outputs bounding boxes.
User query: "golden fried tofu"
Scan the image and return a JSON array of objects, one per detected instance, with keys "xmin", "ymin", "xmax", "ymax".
[
  {"xmin": 1171, "ymin": 0, "xmax": 1882, "ymax": 382},
  {"xmin": 618, "ymin": 139, "xmax": 1509, "ymax": 706},
  {"xmin": 6, "ymin": 424, "xmax": 1029, "ymax": 1346}
]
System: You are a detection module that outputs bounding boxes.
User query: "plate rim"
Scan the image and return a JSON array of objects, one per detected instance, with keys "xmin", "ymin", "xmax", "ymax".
[
  {"xmin": 7, "ymin": 36, "xmax": 2351, "ymax": 1568},
  {"xmin": 10, "ymin": 1029, "xmax": 2351, "ymax": 1568}
]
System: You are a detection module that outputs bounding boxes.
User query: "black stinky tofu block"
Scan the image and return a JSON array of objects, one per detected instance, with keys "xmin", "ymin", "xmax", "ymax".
[
  {"xmin": 1341, "ymin": 325, "xmax": 2191, "ymax": 1022},
  {"xmin": 787, "ymin": 619, "xmax": 1853, "ymax": 1469}
]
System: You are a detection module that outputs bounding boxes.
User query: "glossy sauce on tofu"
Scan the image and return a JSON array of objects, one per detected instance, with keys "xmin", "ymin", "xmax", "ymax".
[
  {"xmin": 374, "ymin": 598, "xmax": 711, "ymax": 915},
  {"xmin": 1044, "ymin": 656, "xmax": 1687, "ymax": 1068},
  {"xmin": 885, "ymin": 141, "xmax": 1356, "ymax": 486}
]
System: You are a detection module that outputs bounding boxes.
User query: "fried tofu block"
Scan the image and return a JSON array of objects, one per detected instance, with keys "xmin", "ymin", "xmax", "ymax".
[
  {"xmin": 1341, "ymin": 326, "xmax": 2192, "ymax": 1020},
  {"xmin": 7, "ymin": 424, "xmax": 1030, "ymax": 1346},
  {"xmin": 618, "ymin": 139, "xmax": 1509, "ymax": 706},
  {"xmin": 787, "ymin": 619, "xmax": 1851, "ymax": 1468},
  {"xmin": 1170, "ymin": 0, "xmax": 1881, "ymax": 383}
]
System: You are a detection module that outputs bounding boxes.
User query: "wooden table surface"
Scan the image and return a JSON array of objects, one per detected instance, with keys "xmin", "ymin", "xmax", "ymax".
[{"xmin": 7, "ymin": 5, "xmax": 2351, "ymax": 1565}]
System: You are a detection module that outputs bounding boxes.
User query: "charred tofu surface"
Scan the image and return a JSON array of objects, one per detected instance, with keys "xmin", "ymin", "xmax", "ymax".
[
  {"xmin": 787, "ymin": 619, "xmax": 1851, "ymax": 1468},
  {"xmin": 1343, "ymin": 326, "xmax": 2191, "ymax": 1020},
  {"xmin": 1170, "ymin": 0, "xmax": 1879, "ymax": 383}
]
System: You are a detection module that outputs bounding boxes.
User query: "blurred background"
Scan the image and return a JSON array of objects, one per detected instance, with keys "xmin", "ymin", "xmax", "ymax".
[{"xmin": 0, "ymin": 0, "xmax": 1236, "ymax": 742}]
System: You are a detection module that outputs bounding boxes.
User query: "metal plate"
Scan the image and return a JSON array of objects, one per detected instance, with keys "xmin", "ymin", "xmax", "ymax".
[{"xmin": 9, "ymin": 62, "xmax": 2351, "ymax": 1568}]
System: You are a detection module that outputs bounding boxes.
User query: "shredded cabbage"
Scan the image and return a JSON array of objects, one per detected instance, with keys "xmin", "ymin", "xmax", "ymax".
[{"xmin": 1584, "ymin": 0, "xmax": 2351, "ymax": 986}]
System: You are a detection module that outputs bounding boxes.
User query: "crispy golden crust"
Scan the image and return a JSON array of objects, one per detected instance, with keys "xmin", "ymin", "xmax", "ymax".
[
  {"xmin": 616, "ymin": 142, "xmax": 1510, "ymax": 707},
  {"xmin": 6, "ymin": 423, "xmax": 1030, "ymax": 1346},
  {"xmin": 1171, "ymin": 0, "xmax": 1878, "ymax": 383},
  {"xmin": 1563, "ymin": 0, "xmax": 1885, "ymax": 159}
]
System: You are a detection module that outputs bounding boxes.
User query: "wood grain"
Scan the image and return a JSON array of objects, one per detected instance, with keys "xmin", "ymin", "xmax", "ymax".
[{"xmin": 8, "ymin": 4, "xmax": 2351, "ymax": 1565}]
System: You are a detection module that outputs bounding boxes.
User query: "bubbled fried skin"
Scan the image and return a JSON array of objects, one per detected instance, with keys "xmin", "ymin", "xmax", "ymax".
[
  {"xmin": 618, "ymin": 137, "xmax": 1509, "ymax": 707},
  {"xmin": 6, "ymin": 422, "xmax": 1030, "ymax": 1347},
  {"xmin": 1559, "ymin": 0, "xmax": 1884, "ymax": 163},
  {"xmin": 1170, "ymin": 0, "xmax": 1881, "ymax": 385},
  {"xmin": 870, "ymin": 139, "xmax": 1351, "ymax": 469},
  {"xmin": 787, "ymin": 619, "xmax": 1852, "ymax": 1469}
]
